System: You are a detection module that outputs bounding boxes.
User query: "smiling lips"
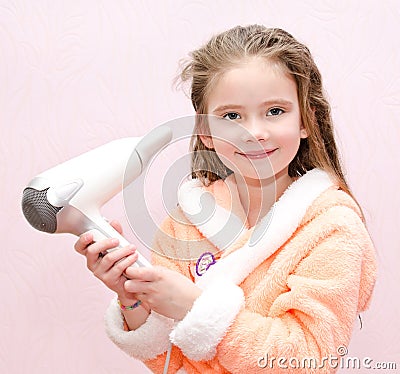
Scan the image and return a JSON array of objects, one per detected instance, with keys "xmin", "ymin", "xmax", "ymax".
[{"xmin": 237, "ymin": 148, "xmax": 278, "ymax": 159}]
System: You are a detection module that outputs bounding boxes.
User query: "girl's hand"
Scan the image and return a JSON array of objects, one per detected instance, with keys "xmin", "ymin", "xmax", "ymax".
[
  {"xmin": 74, "ymin": 220, "xmax": 139, "ymax": 303},
  {"xmin": 124, "ymin": 265, "xmax": 202, "ymax": 320}
]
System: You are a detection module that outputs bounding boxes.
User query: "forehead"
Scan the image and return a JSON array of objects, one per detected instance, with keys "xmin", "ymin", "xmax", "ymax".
[{"xmin": 206, "ymin": 57, "xmax": 298, "ymax": 110}]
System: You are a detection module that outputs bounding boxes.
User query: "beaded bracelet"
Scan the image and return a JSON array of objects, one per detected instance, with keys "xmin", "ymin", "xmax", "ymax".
[{"xmin": 118, "ymin": 299, "xmax": 142, "ymax": 311}]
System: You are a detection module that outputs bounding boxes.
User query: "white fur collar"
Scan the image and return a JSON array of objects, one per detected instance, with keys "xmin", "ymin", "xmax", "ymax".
[
  {"xmin": 178, "ymin": 168, "xmax": 334, "ymax": 288},
  {"xmin": 177, "ymin": 178, "xmax": 246, "ymax": 251}
]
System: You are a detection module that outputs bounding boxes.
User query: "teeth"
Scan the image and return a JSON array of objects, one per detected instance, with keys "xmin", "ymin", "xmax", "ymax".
[
  {"xmin": 237, "ymin": 149, "xmax": 276, "ymax": 158},
  {"xmin": 244, "ymin": 150, "xmax": 274, "ymax": 156}
]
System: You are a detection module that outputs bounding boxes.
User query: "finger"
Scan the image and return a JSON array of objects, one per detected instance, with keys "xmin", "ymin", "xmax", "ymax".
[
  {"xmin": 124, "ymin": 266, "xmax": 158, "ymax": 282},
  {"xmin": 102, "ymin": 252, "xmax": 138, "ymax": 282},
  {"xmin": 74, "ymin": 232, "xmax": 94, "ymax": 254},
  {"xmin": 95, "ymin": 244, "xmax": 136, "ymax": 274},
  {"xmin": 110, "ymin": 220, "xmax": 123, "ymax": 235},
  {"xmin": 124, "ymin": 278, "xmax": 151, "ymax": 294},
  {"xmin": 86, "ymin": 238, "xmax": 120, "ymax": 270}
]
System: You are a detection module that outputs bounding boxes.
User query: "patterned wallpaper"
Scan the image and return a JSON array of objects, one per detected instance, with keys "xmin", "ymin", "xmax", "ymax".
[{"xmin": 1, "ymin": 0, "xmax": 399, "ymax": 373}]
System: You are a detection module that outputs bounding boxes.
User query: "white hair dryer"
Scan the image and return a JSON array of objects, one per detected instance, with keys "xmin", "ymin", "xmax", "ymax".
[{"xmin": 21, "ymin": 126, "xmax": 173, "ymax": 267}]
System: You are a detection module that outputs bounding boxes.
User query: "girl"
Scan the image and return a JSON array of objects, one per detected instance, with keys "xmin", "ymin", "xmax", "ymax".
[{"xmin": 75, "ymin": 25, "xmax": 377, "ymax": 373}]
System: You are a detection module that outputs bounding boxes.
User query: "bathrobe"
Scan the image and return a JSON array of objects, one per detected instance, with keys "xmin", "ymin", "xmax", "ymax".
[{"xmin": 105, "ymin": 168, "xmax": 377, "ymax": 373}]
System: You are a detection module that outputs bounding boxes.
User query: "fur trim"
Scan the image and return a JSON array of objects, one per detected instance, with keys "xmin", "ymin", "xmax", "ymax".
[
  {"xmin": 170, "ymin": 282, "xmax": 245, "ymax": 361},
  {"xmin": 178, "ymin": 179, "xmax": 245, "ymax": 250},
  {"xmin": 183, "ymin": 169, "xmax": 335, "ymax": 288},
  {"xmin": 104, "ymin": 297, "xmax": 175, "ymax": 361}
]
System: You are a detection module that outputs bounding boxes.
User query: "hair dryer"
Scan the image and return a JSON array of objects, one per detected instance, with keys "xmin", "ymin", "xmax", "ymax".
[{"xmin": 21, "ymin": 125, "xmax": 173, "ymax": 267}]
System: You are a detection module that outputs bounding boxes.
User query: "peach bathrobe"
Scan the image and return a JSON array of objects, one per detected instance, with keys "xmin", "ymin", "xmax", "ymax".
[{"xmin": 105, "ymin": 168, "xmax": 377, "ymax": 373}]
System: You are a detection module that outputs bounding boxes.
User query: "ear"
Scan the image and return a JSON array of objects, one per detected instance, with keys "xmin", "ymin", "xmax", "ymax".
[
  {"xmin": 199, "ymin": 134, "xmax": 214, "ymax": 149},
  {"xmin": 300, "ymin": 124, "xmax": 308, "ymax": 139}
]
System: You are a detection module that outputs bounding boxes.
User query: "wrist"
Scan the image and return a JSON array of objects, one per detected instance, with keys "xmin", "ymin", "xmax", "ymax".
[
  {"xmin": 117, "ymin": 295, "xmax": 151, "ymax": 314},
  {"xmin": 176, "ymin": 288, "xmax": 203, "ymax": 321},
  {"xmin": 117, "ymin": 294, "xmax": 139, "ymax": 306},
  {"xmin": 118, "ymin": 298, "xmax": 142, "ymax": 311}
]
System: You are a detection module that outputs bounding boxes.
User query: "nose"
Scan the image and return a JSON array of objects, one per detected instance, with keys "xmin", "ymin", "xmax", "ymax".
[{"xmin": 241, "ymin": 116, "xmax": 269, "ymax": 143}]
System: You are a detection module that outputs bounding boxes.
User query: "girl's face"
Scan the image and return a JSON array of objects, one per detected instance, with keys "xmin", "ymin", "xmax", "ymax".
[{"xmin": 203, "ymin": 58, "xmax": 307, "ymax": 181}]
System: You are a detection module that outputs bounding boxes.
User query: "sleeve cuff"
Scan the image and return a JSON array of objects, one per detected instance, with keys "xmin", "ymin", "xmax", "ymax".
[
  {"xmin": 104, "ymin": 297, "xmax": 175, "ymax": 361},
  {"xmin": 170, "ymin": 282, "xmax": 244, "ymax": 361}
]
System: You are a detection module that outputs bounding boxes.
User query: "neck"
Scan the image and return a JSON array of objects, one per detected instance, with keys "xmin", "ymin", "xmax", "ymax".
[{"xmin": 233, "ymin": 168, "xmax": 293, "ymax": 227}]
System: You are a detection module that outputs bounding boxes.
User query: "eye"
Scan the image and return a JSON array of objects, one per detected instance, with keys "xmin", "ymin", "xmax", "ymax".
[
  {"xmin": 223, "ymin": 112, "xmax": 241, "ymax": 121},
  {"xmin": 267, "ymin": 108, "xmax": 284, "ymax": 116}
]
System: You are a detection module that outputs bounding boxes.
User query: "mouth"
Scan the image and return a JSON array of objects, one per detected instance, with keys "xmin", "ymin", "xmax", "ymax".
[{"xmin": 237, "ymin": 148, "xmax": 278, "ymax": 159}]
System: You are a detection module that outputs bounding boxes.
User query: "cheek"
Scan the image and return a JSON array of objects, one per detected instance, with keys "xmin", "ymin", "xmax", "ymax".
[
  {"xmin": 275, "ymin": 118, "xmax": 303, "ymax": 145},
  {"xmin": 211, "ymin": 139, "xmax": 240, "ymax": 171},
  {"xmin": 281, "ymin": 129, "xmax": 302, "ymax": 146},
  {"xmin": 212, "ymin": 138, "xmax": 236, "ymax": 157}
]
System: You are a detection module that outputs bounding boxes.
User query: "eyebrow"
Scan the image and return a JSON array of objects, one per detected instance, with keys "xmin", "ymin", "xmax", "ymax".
[{"xmin": 211, "ymin": 99, "xmax": 293, "ymax": 113}]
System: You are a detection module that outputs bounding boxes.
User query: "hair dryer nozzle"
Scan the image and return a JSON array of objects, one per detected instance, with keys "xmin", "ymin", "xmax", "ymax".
[{"xmin": 22, "ymin": 187, "xmax": 62, "ymax": 233}]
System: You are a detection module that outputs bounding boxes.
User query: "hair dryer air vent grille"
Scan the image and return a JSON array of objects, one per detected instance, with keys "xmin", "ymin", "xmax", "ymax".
[{"xmin": 22, "ymin": 187, "xmax": 62, "ymax": 233}]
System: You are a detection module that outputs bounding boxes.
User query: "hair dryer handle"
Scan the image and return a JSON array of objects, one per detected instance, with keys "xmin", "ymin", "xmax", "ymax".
[{"xmin": 87, "ymin": 227, "xmax": 151, "ymax": 268}]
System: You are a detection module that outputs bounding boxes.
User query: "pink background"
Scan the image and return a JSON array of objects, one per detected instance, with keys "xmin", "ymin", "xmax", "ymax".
[{"xmin": 1, "ymin": 1, "xmax": 399, "ymax": 373}]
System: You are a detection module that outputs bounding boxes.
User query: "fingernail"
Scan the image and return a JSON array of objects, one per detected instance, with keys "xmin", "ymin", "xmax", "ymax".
[
  {"xmin": 111, "ymin": 238, "xmax": 119, "ymax": 246},
  {"xmin": 124, "ymin": 280, "xmax": 132, "ymax": 290}
]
